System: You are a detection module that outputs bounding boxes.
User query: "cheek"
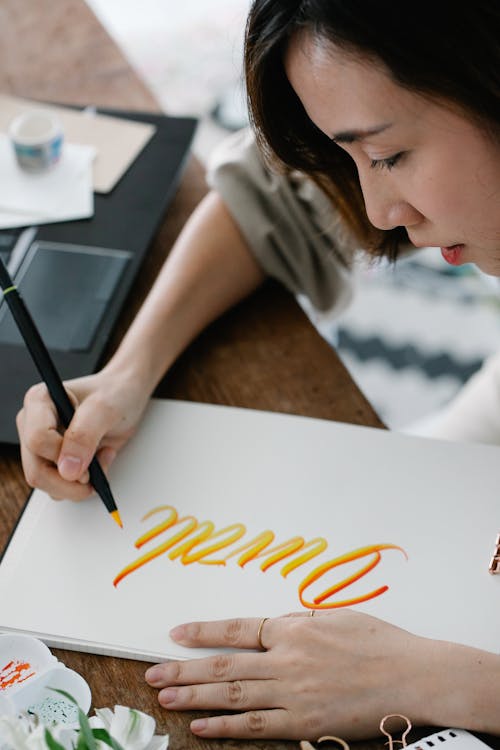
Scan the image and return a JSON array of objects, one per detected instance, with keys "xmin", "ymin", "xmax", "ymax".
[
  {"xmin": 405, "ymin": 171, "xmax": 462, "ymax": 221},
  {"xmin": 428, "ymin": 147, "xmax": 500, "ymax": 226},
  {"xmin": 412, "ymin": 162, "xmax": 482, "ymax": 226}
]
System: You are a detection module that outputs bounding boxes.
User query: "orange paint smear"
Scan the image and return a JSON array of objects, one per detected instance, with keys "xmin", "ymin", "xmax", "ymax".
[{"xmin": 0, "ymin": 660, "xmax": 35, "ymax": 690}]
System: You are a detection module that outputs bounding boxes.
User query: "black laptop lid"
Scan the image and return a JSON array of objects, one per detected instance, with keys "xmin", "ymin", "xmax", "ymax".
[{"xmin": 0, "ymin": 108, "xmax": 197, "ymax": 444}]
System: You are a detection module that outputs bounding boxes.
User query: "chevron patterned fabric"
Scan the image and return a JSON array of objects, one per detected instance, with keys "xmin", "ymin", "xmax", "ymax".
[{"xmin": 335, "ymin": 248, "xmax": 500, "ymax": 430}]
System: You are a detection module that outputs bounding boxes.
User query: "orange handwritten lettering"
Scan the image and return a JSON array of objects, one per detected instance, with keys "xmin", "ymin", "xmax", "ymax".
[
  {"xmin": 298, "ymin": 544, "xmax": 407, "ymax": 608},
  {"xmin": 113, "ymin": 504, "xmax": 407, "ymax": 610}
]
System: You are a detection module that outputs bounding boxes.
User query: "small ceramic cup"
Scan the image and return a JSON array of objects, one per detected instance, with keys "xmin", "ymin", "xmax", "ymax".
[{"xmin": 8, "ymin": 110, "xmax": 64, "ymax": 172}]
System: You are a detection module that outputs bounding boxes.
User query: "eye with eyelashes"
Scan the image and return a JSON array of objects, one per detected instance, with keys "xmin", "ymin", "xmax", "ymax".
[{"xmin": 369, "ymin": 152, "xmax": 405, "ymax": 171}]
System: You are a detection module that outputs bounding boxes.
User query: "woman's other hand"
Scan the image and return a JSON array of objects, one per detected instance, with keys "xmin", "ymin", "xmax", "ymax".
[{"xmin": 145, "ymin": 610, "xmax": 433, "ymax": 741}]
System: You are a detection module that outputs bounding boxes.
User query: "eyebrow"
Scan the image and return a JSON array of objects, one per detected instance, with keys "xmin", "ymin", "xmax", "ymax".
[{"xmin": 331, "ymin": 123, "xmax": 392, "ymax": 143}]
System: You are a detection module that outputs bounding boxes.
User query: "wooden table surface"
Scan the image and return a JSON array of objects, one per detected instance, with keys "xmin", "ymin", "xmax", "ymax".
[{"xmin": 0, "ymin": 2, "xmax": 419, "ymax": 749}]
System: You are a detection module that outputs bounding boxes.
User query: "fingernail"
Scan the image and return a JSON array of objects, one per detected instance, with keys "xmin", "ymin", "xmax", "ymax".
[
  {"xmin": 169, "ymin": 625, "xmax": 186, "ymax": 642},
  {"xmin": 159, "ymin": 688, "xmax": 177, "ymax": 705},
  {"xmin": 145, "ymin": 666, "xmax": 162, "ymax": 685},
  {"xmin": 58, "ymin": 455, "xmax": 82, "ymax": 480},
  {"xmin": 191, "ymin": 719, "xmax": 208, "ymax": 734}
]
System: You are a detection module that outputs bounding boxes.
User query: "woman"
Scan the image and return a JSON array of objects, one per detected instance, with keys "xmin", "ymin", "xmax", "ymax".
[{"xmin": 17, "ymin": 0, "xmax": 500, "ymax": 741}]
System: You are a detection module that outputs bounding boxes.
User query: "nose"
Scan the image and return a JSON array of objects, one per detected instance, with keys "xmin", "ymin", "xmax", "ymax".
[{"xmin": 359, "ymin": 170, "xmax": 423, "ymax": 231}]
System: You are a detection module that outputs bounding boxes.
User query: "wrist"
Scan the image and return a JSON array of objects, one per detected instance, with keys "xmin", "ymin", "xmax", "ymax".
[
  {"xmin": 413, "ymin": 638, "xmax": 500, "ymax": 734},
  {"xmin": 102, "ymin": 339, "xmax": 173, "ymax": 397}
]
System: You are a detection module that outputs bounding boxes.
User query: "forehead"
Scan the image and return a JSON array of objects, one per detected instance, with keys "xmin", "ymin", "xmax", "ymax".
[{"xmin": 283, "ymin": 32, "xmax": 426, "ymax": 137}]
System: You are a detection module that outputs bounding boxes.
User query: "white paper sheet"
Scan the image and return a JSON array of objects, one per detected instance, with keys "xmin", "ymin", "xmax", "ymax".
[
  {"xmin": 0, "ymin": 136, "xmax": 94, "ymax": 228},
  {"xmin": 0, "ymin": 399, "xmax": 498, "ymax": 662}
]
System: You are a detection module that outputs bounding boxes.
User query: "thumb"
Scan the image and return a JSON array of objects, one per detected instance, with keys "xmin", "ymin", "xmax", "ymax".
[{"xmin": 57, "ymin": 396, "xmax": 113, "ymax": 481}]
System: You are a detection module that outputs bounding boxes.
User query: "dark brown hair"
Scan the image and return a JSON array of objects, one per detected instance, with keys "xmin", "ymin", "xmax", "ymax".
[{"xmin": 244, "ymin": 0, "xmax": 500, "ymax": 259}]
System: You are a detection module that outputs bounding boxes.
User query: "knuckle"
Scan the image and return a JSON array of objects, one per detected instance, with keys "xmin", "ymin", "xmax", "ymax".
[
  {"xmin": 209, "ymin": 654, "xmax": 234, "ymax": 680},
  {"xmin": 24, "ymin": 382, "xmax": 48, "ymax": 405},
  {"xmin": 29, "ymin": 430, "xmax": 55, "ymax": 458},
  {"xmin": 65, "ymin": 425, "xmax": 91, "ymax": 447},
  {"xmin": 218, "ymin": 715, "xmax": 234, "ymax": 734},
  {"xmin": 184, "ymin": 622, "xmax": 201, "ymax": 642},
  {"xmin": 224, "ymin": 619, "xmax": 245, "ymax": 647},
  {"xmin": 24, "ymin": 464, "xmax": 42, "ymax": 489},
  {"xmin": 181, "ymin": 685, "xmax": 195, "ymax": 704},
  {"xmin": 288, "ymin": 650, "xmax": 308, "ymax": 673},
  {"xmin": 244, "ymin": 710, "xmax": 268, "ymax": 734},
  {"xmin": 303, "ymin": 709, "xmax": 323, "ymax": 737},
  {"xmin": 94, "ymin": 397, "xmax": 115, "ymax": 419},
  {"xmin": 288, "ymin": 617, "xmax": 308, "ymax": 640},
  {"xmin": 166, "ymin": 661, "xmax": 183, "ymax": 682},
  {"xmin": 225, "ymin": 680, "xmax": 246, "ymax": 707}
]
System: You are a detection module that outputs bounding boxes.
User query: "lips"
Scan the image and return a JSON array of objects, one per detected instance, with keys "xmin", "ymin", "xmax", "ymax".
[{"xmin": 440, "ymin": 244, "xmax": 465, "ymax": 265}]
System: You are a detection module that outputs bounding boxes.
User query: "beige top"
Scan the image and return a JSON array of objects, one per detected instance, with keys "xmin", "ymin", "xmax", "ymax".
[
  {"xmin": 207, "ymin": 128, "xmax": 358, "ymax": 318},
  {"xmin": 207, "ymin": 128, "xmax": 500, "ymax": 445}
]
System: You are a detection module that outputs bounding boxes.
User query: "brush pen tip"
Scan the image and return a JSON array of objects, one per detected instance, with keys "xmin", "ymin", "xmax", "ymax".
[{"xmin": 111, "ymin": 509, "xmax": 123, "ymax": 529}]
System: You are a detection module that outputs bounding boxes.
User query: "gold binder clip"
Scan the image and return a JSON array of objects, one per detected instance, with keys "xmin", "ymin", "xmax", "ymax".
[
  {"xmin": 300, "ymin": 735, "xmax": 350, "ymax": 750},
  {"xmin": 489, "ymin": 533, "xmax": 500, "ymax": 574},
  {"xmin": 380, "ymin": 714, "xmax": 412, "ymax": 750}
]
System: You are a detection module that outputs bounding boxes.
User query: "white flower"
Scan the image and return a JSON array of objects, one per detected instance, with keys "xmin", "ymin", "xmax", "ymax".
[
  {"xmin": 0, "ymin": 702, "xmax": 168, "ymax": 750},
  {"xmin": 90, "ymin": 706, "xmax": 168, "ymax": 750},
  {"xmin": 26, "ymin": 724, "xmax": 76, "ymax": 750},
  {"xmin": 0, "ymin": 714, "xmax": 33, "ymax": 750},
  {"xmin": 0, "ymin": 715, "xmax": 76, "ymax": 750}
]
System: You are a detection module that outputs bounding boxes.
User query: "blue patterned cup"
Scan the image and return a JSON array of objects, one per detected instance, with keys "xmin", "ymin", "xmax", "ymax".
[{"xmin": 8, "ymin": 110, "xmax": 64, "ymax": 172}]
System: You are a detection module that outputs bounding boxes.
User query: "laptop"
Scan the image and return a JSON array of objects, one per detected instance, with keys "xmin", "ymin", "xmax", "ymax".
[{"xmin": 0, "ymin": 108, "xmax": 197, "ymax": 444}]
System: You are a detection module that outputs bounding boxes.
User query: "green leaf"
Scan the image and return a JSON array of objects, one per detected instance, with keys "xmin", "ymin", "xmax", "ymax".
[
  {"xmin": 77, "ymin": 707, "xmax": 98, "ymax": 750},
  {"xmin": 129, "ymin": 709, "xmax": 140, "ymax": 735},
  {"xmin": 92, "ymin": 727, "xmax": 126, "ymax": 750},
  {"xmin": 44, "ymin": 728, "xmax": 68, "ymax": 750}
]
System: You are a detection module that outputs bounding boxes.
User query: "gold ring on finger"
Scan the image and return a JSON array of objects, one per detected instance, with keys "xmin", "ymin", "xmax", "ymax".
[{"xmin": 257, "ymin": 617, "xmax": 269, "ymax": 650}]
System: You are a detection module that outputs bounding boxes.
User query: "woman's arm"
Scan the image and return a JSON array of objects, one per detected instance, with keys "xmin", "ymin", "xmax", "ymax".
[
  {"xmin": 106, "ymin": 189, "xmax": 265, "ymax": 395},
  {"xmin": 16, "ymin": 190, "xmax": 265, "ymax": 499}
]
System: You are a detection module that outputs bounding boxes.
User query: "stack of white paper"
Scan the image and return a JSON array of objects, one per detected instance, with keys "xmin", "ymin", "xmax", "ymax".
[{"xmin": 0, "ymin": 134, "xmax": 95, "ymax": 229}]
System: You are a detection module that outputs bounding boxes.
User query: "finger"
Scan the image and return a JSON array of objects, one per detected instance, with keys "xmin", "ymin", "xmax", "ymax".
[
  {"xmin": 189, "ymin": 709, "xmax": 294, "ymax": 740},
  {"xmin": 146, "ymin": 652, "xmax": 274, "ymax": 688},
  {"xmin": 170, "ymin": 617, "xmax": 275, "ymax": 650},
  {"xmin": 57, "ymin": 396, "xmax": 117, "ymax": 481},
  {"xmin": 18, "ymin": 388, "xmax": 60, "ymax": 462},
  {"xmin": 18, "ymin": 415, "xmax": 62, "ymax": 467},
  {"xmin": 96, "ymin": 446, "xmax": 117, "ymax": 474},
  {"xmin": 23, "ymin": 458, "xmax": 94, "ymax": 502},
  {"xmin": 44, "ymin": 466, "xmax": 94, "ymax": 502},
  {"xmin": 22, "ymin": 382, "xmax": 58, "ymax": 421},
  {"xmin": 157, "ymin": 677, "xmax": 282, "ymax": 712}
]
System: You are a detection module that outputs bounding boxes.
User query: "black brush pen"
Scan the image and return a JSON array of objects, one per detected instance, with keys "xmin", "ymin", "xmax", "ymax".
[{"xmin": 0, "ymin": 256, "xmax": 122, "ymax": 528}]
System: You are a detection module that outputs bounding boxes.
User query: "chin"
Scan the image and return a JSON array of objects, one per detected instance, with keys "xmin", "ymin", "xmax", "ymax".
[{"xmin": 473, "ymin": 259, "xmax": 500, "ymax": 277}]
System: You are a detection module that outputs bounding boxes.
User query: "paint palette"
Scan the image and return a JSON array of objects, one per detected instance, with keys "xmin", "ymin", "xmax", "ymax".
[{"xmin": 0, "ymin": 634, "xmax": 91, "ymax": 723}]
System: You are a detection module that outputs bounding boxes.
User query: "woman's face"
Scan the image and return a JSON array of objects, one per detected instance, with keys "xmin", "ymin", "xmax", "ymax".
[{"xmin": 284, "ymin": 33, "xmax": 500, "ymax": 275}]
